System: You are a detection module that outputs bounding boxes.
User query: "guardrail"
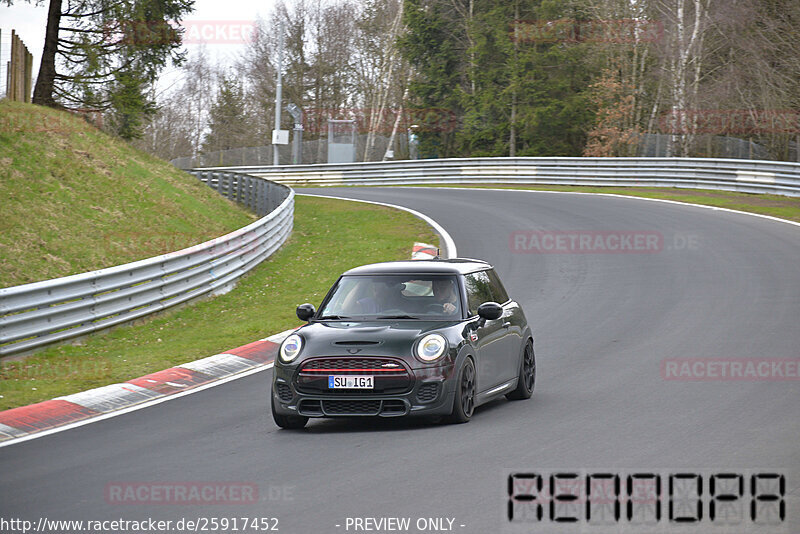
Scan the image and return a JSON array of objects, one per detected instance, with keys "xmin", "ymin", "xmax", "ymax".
[
  {"xmin": 0, "ymin": 172, "xmax": 293, "ymax": 357},
  {"xmin": 190, "ymin": 170, "xmax": 288, "ymax": 216},
  {"xmin": 202, "ymin": 157, "xmax": 800, "ymax": 197}
]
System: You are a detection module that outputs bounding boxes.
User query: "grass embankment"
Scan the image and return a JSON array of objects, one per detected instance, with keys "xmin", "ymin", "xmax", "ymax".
[
  {"xmin": 0, "ymin": 100, "xmax": 255, "ymax": 287},
  {"xmin": 0, "ymin": 196, "xmax": 438, "ymax": 410},
  {"xmin": 412, "ymin": 184, "xmax": 800, "ymax": 223}
]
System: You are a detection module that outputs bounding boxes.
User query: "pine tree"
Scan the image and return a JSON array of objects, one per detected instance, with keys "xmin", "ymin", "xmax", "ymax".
[
  {"xmin": 3, "ymin": 0, "xmax": 193, "ymax": 139},
  {"xmin": 202, "ymin": 77, "xmax": 251, "ymax": 154}
]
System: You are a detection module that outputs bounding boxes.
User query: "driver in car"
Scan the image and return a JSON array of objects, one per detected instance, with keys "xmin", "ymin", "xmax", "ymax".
[{"xmin": 432, "ymin": 278, "xmax": 459, "ymax": 315}]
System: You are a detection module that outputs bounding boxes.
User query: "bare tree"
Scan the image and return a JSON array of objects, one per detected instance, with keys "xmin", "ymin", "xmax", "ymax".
[
  {"xmin": 354, "ymin": 0, "xmax": 409, "ymax": 161},
  {"xmin": 647, "ymin": 0, "xmax": 711, "ymax": 156},
  {"xmin": 137, "ymin": 48, "xmax": 217, "ymax": 161}
]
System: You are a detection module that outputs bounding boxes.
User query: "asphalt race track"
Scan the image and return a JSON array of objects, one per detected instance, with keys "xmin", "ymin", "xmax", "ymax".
[{"xmin": 1, "ymin": 187, "xmax": 799, "ymax": 533}]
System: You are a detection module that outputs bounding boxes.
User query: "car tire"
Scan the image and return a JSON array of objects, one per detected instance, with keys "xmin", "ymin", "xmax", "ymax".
[
  {"xmin": 271, "ymin": 393, "xmax": 308, "ymax": 429},
  {"xmin": 446, "ymin": 358, "xmax": 476, "ymax": 424},
  {"xmin": 506, "ymin": 339, "xmax": 535, "ymax": 400}
]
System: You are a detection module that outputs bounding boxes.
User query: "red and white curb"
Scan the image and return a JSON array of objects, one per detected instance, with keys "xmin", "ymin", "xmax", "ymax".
[
  {"xmin": 0, "ymin": 329, "xmax": 295, "ymax": 447},
  {"xmin": 412, "ymin": 242, "xmax": 439, "ymax": 260}
]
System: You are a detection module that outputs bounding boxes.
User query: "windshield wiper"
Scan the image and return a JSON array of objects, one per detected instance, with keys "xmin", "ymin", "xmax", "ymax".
[
  {"xmin": 317, "ymin": 315, "xmax": 351, "ymax": 320},
  {"xmin": 376, "ymin": 314, "xmax": 419, "ymax": 320}
]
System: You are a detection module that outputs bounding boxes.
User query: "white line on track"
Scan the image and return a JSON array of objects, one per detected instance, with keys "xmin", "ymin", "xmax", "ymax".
[
  {"xmin": 0, "ymin": 363, "xmax": 274, "ymax": 449},
  {"xmin": 298, "ymin": 193, "xmax": 459, "ymax": 257},
  {"xmin": 405, "ymin": 186, "xmax": 800, "ymax": 229}
]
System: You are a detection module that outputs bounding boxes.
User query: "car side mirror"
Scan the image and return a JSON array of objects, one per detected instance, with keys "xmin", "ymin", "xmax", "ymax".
[
  {"xmin": 296, "ymin": 303, "xmax": 316, "ymax": 322},
  {"xmin": 477, "ymin": 302, "xmax": 503, "ymax": 321}
]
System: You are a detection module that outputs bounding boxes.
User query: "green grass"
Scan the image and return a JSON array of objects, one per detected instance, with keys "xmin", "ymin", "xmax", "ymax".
[
  {"xmin": 0, "ymin": 100, "xmax": 255, "ymax": 287},
  {"xmin": 0, "ymin": 196, "xmax": 438, "ymax": 410},
  {"xmin": 404, "ymin": 183, "xmax": 800, "ymax": 223}
]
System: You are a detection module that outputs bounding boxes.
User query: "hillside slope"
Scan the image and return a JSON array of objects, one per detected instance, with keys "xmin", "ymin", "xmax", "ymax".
[{"xmin": 0, "ymin": 101, "xmax": 255, "ymax": 287}]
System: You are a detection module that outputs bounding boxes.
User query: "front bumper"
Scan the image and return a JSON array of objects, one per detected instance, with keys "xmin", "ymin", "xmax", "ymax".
[{"xmin": 272, "ymin": 360, "xmax": 456, "ymax": 418}]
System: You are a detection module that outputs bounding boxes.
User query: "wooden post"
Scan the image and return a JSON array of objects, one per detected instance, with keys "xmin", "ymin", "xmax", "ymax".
[
  {"xmin": 14, "ymin": 31, "xmax": 21, "ymax": 101},
  {"xmin": 24, "ymin": 44, "xmax": 33, "ymax": 103},
  {"xmin": 5, "ymin": 30, "xmax": 34, "ymax": 102},
  {"xmin": 15, "ymin": 31, "xmax": 23, "ymax": 101},
  {"xmin": 9, "ymin": 30, "xmax": 17, "ymax": 101}
]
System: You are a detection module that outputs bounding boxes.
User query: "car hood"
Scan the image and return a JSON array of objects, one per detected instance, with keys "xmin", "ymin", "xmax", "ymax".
[{"xmin": 293, "ymin": 320, "xmax": 459, "ymax": 362}]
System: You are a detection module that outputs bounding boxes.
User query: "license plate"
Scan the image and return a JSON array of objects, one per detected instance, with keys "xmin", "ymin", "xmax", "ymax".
[{"xmin": 328, "ymin": 375, "xmax": 374, "ymax": 389}]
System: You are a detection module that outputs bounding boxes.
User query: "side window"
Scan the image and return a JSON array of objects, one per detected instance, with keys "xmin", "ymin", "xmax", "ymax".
[
  {"xmin": 486, "ymin": 269, "xmax": 510, "ymax": 303},
  {"xmin": 464, "ymin": 271, "xmax": 494, "ymax": 316}
]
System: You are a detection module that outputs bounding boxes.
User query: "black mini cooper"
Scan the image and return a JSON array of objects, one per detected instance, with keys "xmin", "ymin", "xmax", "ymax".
[{"xmin": 271, "ymin": 258, "xmax": 535, "ymax": 428}]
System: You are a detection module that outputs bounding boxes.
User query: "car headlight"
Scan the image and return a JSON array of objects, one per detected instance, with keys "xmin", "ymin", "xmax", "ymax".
[
  {"xmin": 416, "ymin": 333, "xmax": 447, "ymax": 362},
  {"xmin": 280, "ymin": 334, "xmax": 303, "ymax": 363}
]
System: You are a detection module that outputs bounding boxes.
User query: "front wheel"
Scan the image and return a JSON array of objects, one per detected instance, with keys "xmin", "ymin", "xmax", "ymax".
[
  {"xmin": 446, "ymin": 358, "xmax": 476, "ymax": 424},
  {"xmin": 506, "ymin": 339, "xmax": 535, "ymax": 400},
  {"xmin": 271, "ymin": 393, "xmax": 308, "ymax": 429}
]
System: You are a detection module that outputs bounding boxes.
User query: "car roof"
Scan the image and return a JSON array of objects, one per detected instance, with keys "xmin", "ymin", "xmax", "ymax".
[{"xmin": 342, "ymin": 258, "xmax": 492, "ymax": 276}]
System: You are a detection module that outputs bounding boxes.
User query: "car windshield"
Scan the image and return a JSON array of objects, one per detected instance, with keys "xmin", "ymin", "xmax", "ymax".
[{"xmin": 317, "ymin": 274, "xmax": 462, "ymax": 320}]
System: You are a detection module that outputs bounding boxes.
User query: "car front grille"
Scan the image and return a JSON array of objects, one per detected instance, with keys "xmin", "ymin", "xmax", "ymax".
[
  {"xmin": 323, "ymin": 399, "xmax": 381, "ymax": 415},
  {"xmin": 301, "ymin": 358, "xmax": 407, "ymax": 373},
  {"xmin": 297, "ymin": 357, "xmax": 412, "ymax": 395},
  {"xmin": 275, "ymin": 383, "xmax": 293, "ymax": 402},
  {"xmin": 417, "ymin": 383, "xmax": 439, "ymax": 403},
  {"xmin": 381, "ymin": 400, "xmax": 406, "ymax": 415},
  {"xmin": 298, "ymin": 399, "xmax": 323, "ymax": 416},
  {"xmin": 297, "ymin": 398, "xmax": 410, "ymax": 417}
]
